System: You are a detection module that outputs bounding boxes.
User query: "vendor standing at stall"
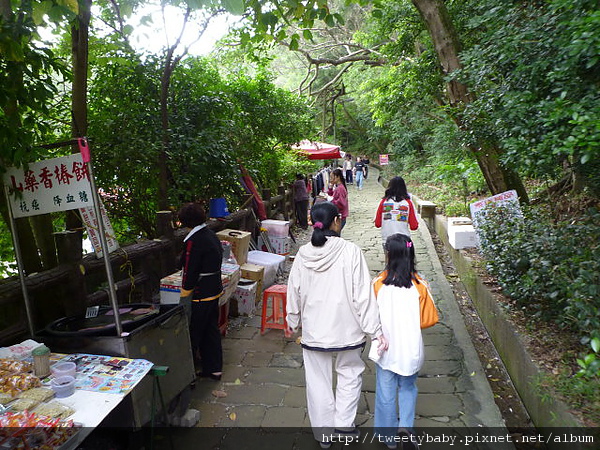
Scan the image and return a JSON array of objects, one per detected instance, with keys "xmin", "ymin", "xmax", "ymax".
[{"xmin": 178, "ymin": 202, "xmax": 224, "ymax": 381}]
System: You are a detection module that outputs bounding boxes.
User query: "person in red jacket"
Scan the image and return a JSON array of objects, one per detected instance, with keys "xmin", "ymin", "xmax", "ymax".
[{"xmin": 374, "ymin": 176, "xmax": 418, "ymax": 246}]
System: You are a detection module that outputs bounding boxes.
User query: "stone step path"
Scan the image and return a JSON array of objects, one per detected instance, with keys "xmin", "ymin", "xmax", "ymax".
[{"xmin": 175, "ymin": 167, "xmax": 512, "ymax": 449}]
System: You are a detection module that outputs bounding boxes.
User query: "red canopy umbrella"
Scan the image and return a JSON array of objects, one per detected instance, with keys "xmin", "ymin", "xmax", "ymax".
[{"xmin": 291, "ymin": 140, "xmax": 342, "ymax": 160}]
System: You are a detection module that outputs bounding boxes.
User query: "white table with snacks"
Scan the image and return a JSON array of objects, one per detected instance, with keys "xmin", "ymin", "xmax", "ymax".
[{"xmin": 0, "ymin": 340, "xmax": 153, "ymax": 449}]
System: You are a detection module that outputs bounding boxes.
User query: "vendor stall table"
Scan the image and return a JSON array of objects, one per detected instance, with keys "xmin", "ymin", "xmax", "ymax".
[
  {"xmin": 38, "ymin": 304, "xmax": 195, "ymax": 428},
  {"xmin": 55, "ymin": 353, "xmax": 153, "ymax": 450},
  {"xmin": 0, "ymin": 352, "xmax": 154, "ymax": 450}
]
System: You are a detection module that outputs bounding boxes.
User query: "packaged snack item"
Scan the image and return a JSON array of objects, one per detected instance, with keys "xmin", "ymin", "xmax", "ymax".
[
  {"xmin": 0, "ymin": 358, "xmax": 33, "ymax": 373},
  {"xmin": 0, "ymin": 392, "xmax": 13, "ymax": 404},
  {"xmin": 18, "ymin": 387, "xmax": 55, "ymax": 402},
  {"xmin": 10, "ymin": 397, "xmax": 40, "ymax": 412},
  {"xmin": 34, "ymin": 401, "xmax": 75, "ymax": 419}
]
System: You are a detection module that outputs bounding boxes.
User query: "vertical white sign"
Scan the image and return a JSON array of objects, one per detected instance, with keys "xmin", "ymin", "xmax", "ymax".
[{"xmin": 79, "ymin": 201, "xmax": 119, "ymax": 258}]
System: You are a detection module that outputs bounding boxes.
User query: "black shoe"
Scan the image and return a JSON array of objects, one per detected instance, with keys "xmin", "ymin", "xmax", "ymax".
[
  {"xmin": 335, "ymin": 427, "xmax": 360, "ymax": 439},
  {"xmin": 398, "ymin": 430, "xmax": 419, "ymax": 450},
  {"xmin": 199, "ymin": 372, "xmax": 222, "ymax": 381}
]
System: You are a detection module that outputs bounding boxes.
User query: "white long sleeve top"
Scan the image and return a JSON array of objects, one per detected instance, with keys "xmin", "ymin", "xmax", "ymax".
[
  {"xmin": 286, "ymin": 236, "xmax": 382, "ymax": 350},
  {"xmin": 373, "ymin": 273, "xmax": 431, "ymax": 375}
]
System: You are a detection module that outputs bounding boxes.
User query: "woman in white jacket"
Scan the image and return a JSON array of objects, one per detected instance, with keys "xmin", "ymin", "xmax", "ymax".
[{"xmin": 286, "ymin": 202, "xmax": 388, "ymax": 448}]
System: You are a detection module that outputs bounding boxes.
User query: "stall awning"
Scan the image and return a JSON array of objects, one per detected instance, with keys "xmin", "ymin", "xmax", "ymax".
[{"xmin": 291, "ymin": 140, "xmax": 341, "ymax": 160}]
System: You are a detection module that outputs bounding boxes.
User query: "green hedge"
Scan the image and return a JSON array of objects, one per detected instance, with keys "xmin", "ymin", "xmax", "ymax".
[{"xmin": 476, "ymin": 205, "xmax": 600, "ymax": 341}]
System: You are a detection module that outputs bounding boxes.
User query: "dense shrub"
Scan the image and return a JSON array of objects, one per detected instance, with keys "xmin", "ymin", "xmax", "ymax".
[{"xmin": 476, "ymin": 205, "xmax": 600, "ymax": 340}]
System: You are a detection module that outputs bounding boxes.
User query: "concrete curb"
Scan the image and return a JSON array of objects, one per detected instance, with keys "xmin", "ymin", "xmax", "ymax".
[{"xmin": 416, "ymin": 215, "xmax": 509, "ymax": 430}]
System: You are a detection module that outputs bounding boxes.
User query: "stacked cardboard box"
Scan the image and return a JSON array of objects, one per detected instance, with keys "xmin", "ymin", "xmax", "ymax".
[
  {"xmin": 231, "ymin": 279, "xmax": 258, "ymax": 316},
  {"xmin": 240, "ymin": 263, "xmax": 265, "ymax": 306},
  {"xmin": 216, "ymin": 229, "xmax": 252, "ymax": 264}
]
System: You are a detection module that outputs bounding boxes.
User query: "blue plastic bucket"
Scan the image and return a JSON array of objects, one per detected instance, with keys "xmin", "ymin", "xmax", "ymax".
[{"xmin": 209, "ymin": 198, "xmax": 230, "ymax": 218}]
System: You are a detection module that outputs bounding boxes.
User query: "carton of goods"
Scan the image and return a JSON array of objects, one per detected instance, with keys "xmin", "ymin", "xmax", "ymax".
[
  {"xmin": 258, "ymin": 235, "xmax": 290, "ymax": 255},
  {"xmin": 159, "ymin": 272, "xmax": 182, "ymax": 305},
  {"xmin": 231, "ymin": 279, "xmax": 258, "ymax": 316},
  {"xmin": 240, "ymin": 263, "xmax": 264, "ymax": 305},
  {"xmin": 247, "ymin": 251, "xmax": 285, "ymax": 289},
  {"xmin": 216, "ymin": 229, "xmax": 252, "ymax": 265},
  {"xmin": 261, "ymin": 220, "xmax": 290, "ymax": 238}
]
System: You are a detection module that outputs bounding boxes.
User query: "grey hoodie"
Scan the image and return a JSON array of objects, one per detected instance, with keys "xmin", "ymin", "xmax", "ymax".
[{"xmin": 286, "ymin": 236, "xmax": 383, "ymax": 350}]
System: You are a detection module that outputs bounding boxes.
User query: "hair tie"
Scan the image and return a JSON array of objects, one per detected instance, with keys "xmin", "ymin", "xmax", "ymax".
[
  {"xmin": 313, "ymin": 221, "xmax": 324, "ymax": 230},
  {"xmin": 406, "ymin": 241, "xmax": 413, "ymax": 248}
]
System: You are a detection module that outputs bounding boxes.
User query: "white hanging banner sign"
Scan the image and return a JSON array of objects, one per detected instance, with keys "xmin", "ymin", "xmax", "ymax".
[
  {"xmin": 79, "ymin": 201, "xmax": 120, "ymax": 258},
  {"xmin": 3, "ymin": 154, "xmax": 92, "ymax": 218},
  {"xmin": 470, "ymin": 190, "xmax": 520, "ymax": 220},
  {"xmin": 379, "ymin": 154, "xmax": 389, "ymax": 165}
]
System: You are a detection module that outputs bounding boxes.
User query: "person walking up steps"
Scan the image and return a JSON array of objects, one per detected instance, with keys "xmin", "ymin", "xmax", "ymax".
[
  {"xmin": 344, "ymin": 155, "xmax": 354, "ymax": 185},
  {"xmin": 285, "ymin": 202, "xmax": 388, "ymax": 449},
  {"xmin": 372, "ymin": 233, "xmax": 436, "ymax": 449},
  {"xmin": 374, "ymin": 176, "xmax": 418, "ymax": 247},
  {"xmin": 354, "ymin": 157, "xmax": 365, "ymax": 190}
]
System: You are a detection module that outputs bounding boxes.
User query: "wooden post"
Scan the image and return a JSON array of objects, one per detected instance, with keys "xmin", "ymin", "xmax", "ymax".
[
  {"xmin": 241, "ymin": 195, "xmax": 253, "ymax": 230},
  {"xmin": 262, "ymin": 189, "xmax": 271, "ymax": 219},
  {"xmin": 53, "ymin": 230, "xmax": 86, "ymax": 317},
  {"xmin": 278, "ymin": 186, "xmax": 288, "ymax": 220},
  {"xmin": 290, "ymin": 183, "xmax": 296, "ymax": 225},
  {"xmin": 156, "ymin": 211, "xmax": 174, "ymax": 239},
  {"xmin": 54, "ymin": 231, "xmax": 83, "ymax": 264}
]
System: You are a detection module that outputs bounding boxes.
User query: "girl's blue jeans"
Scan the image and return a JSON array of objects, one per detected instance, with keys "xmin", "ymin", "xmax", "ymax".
[{"xmin": 374, "ymin": 365, "xmax": 418, "ymax": 438}]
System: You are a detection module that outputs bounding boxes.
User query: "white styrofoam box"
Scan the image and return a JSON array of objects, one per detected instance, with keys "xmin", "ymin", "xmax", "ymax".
[
  {"xmin": 261, "ymin": 219, "xmax": 290, "ymax": 237},
  {"xmin": 258, "ymin": 235, "xmax": 290, "ymax": 255},
  {"xmin": 270, "ymin": 236, "xmax": 290, "ymax": 255},
  {"xmin": 247, "ymin": 250, "xmax": 286, "ymax": 288},
  {"xmin": 233, "ymin": 279, "xmax": 258, "ymax": 315},
  {"xmin": 448, "ymin": 217, "xmax": 477, "ymax": 249},
  {"xmin": 160, "ymin": 272, "xmax": 182, "ymax": 305}
]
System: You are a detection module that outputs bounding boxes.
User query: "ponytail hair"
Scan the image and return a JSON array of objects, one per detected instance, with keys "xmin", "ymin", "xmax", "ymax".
[
  {"xmin": 310, "ymin": 202, "xmax": 340, "ymax": 247},
  {"xmin": 383, "ymin": 234, "xmax": 417, "ymax": 288}
]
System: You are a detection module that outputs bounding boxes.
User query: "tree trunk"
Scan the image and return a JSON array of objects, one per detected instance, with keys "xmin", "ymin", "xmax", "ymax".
[
  {"xmin": 29, "ymin": 214, "xmax": 57, "ymax": 270},
  {"xmin": 0, "ymin": 1, "xmax": 44, "ymax": 273},
  {"xmin": 68, "ymin": 0, "xmax": 92, "ymax": 231},
  {"xmin": 158, "ymin": 62, "xmax": 172, "ymax": 211},
  {"xmin": 411, "ymin": 0, "xmax": 529, "ymax": 203}
]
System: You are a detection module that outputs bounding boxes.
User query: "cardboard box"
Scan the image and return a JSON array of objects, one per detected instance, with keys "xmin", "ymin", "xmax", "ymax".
[
  {"xmin": 258, "ymin": 235, "xmax": 290, "ymax": 255},
  {"xmin": 216, "ymin": 229, "xmax": 252, "ymax": 265},
  {"xmin": 231, "ymin": 279, "xmax": 258, "ymax": 316},
  {"xmin": 240, "ymin": 263, "xmax": 265, "ymax": 305},
  {"xmin": 261, "ymin": 219, "xmax": 290, "ymax": 237},
  {"xmin": 160, "ymin": 272, "xmax": 182, "ymax": 305}
]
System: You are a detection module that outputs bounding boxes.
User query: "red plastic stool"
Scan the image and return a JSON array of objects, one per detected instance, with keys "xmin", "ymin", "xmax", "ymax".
[{"xmin": 261, "ymin": 284, "xmax": 288, "ymax": 335}]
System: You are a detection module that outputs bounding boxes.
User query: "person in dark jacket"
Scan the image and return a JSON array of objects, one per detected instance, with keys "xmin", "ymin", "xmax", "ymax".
[
  {"xmin": 293, "ymin": 173, "xmax": 310, "ymax": 229},
  {"xmin": 178, "ymin": 202, "xmax": 224, "ymax": 380}
]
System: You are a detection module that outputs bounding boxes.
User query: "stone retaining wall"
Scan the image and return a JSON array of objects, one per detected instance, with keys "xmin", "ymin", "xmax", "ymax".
[{"xmin": 412, "ymin": 199, "xmax": 586, "ymax": 445}]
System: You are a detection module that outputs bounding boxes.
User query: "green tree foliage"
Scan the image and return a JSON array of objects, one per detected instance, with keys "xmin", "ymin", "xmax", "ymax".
[
  {"xmin": 87, "ymin": 50, "xmax": 314, "ymax": 239},
  {"xmin": 0, "ymin": 0, "xmax": 72, "ymax": 169},
  {"xmin": 457, "ymin": 0, "xmax": 600, "ymax": 193}
]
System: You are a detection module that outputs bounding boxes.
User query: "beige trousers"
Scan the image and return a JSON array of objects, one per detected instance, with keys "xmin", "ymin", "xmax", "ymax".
[{"xmin": 303, "ymin": 347, "xmax": 365, "ymax": 441}]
